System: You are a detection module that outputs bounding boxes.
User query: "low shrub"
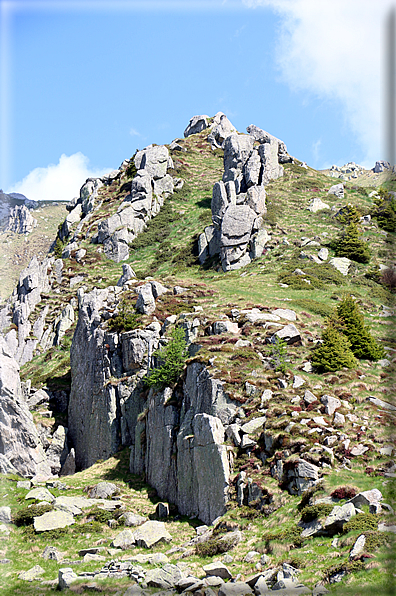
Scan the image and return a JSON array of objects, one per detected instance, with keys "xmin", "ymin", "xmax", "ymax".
[
  {"xmin": 343, "ymin": 513, "xmax": 378, "ymax": 534},
  {"xmin": 13, "ymin": 503, "xmax": 53, "ymax": 526},
  {"xmin": 336, "ymin": 295, "xmax": 385, "ymax": 361},
  {"xmin": 330, "ymin": 486, "xmax": 357, "ymax": 500},
  {"xmin": 107, "ymin": 300, "xmax": 141, "ymax": 332},
  {"xmin": 195, "ymin": 536, "xmax": 236, "ymax": 557},
  {"xmin": 311, "ymin": 324, "xmax": 357, "ymax": 372},
  {"xmin": 146, "ymin": 327, "xmax": 188, "ymax": 389},
  {"xmin": 300, "ymin": 503, "xmax": 334, "ymax": 523}
]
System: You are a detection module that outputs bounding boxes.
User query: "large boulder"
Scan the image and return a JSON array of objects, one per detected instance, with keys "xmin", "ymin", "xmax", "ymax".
[
  {"xmin": 208, "ymin": 113, "xmax": 236, "ymax": 149},
  {"xmin": 133, "ymin": 520, "xmax": 173, "ymax": 548},
  {"xmin": 184, "ymin": 115, "xmax": 210, "ymax": 137},
  {"xmin": 6, "ymin": 205, "xmax": 37, "ymax": 234}
]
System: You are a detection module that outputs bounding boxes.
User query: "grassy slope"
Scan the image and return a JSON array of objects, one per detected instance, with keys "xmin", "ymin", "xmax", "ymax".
[{"xmin": 6, "ymin": 127, "xmax": 396, "ymax": 594}]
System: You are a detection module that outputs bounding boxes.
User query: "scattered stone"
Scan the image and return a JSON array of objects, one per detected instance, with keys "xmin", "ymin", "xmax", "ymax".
[
  {"xmin": 270, "ymin": 324, "xmax": 301, "ymax": 345},
  {"xmin": 350, "ymin": 534, "xmax": 366, "ymax": 558},
  {"xmin": 117, "ymin": 264, "xmax": 136, "ymax": 287},
  {"xmin": 320, "ymin": 395, "xmax": 341, "ymax": 416},
  {"xmin": 317, "ymin": 248, "xmax": 329, "ymax": 261},
  {"xmin": 58, "ymin": 567, "xmax": 78, "ymax": 590},
  {"xmin": 241, "ymin": 417, "xmax": 266, "ymax": 435},
  {"xmin": 25, "ymin": 487, "xmax": 55, "ymax": 502},
  {"xmin": 304, "ymin": 390, "xmax": 317, "ymax": 404},
  {"xmin": 333, "ymin": 412, "xmax": 345, "ymax": 427},
  {"xmin": 18, "ymin": 564, "xmax": 45, "ymax": 581},
  {"xmin": 16, "ymin": 480, "xmax": 32, "ymax": 490},
  {"xmin": 324, "ymin": 503, "xmax": 356, "ymax": 534},
  {"xmin": 156, "ymin": 502, "xmax": 170, "ymax": 518},
  {"xmin": 88, "ymin": 481, "xmax": 119, "ymax": 499},
  {"xmin": 0, "ymin": 507, "xmax": 11, "ymax": 524},
  {"xmin": 244, "ymin": 551, "xmax": 260, "ymax": 563},
  {"xmin": 121, "ymin": 512, "xmax": 148, "ymax": 527},
  {"xmin": 328, "ymin": 183, "xmax": 344, "ymax": 199},
  {"xmin": 349, "ymin": 489, "xmax": 382, "ymax": 508},
  {"xmin": 293, "ymin": 375, "xmax": 305, "ymax": 389},
  {"xmin": 34, "ymin": 509, "xmax": 75, "ymax": 532},
  {"xmin": 218, "ymin": 582, "xmax": 253, "ymax": 596},
  {"xmin": 145, "ymin": 564, "xmax": 183, "ymax": 590},
  {"xmin": 173, "ymin": 285, "xmax": 187, "ymax": 295},
  {"xmin": 111, "ymin": 529, "xmax": 136, "ymax": 550},
  {"xmin": 133, "ymin": 520, "xmax": 173, "ymax": 548},
  {"xmin": 42, "ymin": 546, "xmax": 64, "ymax": 561},
  {"xmin": 271, "ymin": 308, "xmax": 296, "ymax": 321},
  {"xmin": 329, "ymin": 257, "xmax": 350, "ymax": 276},
  {"xmin": 308, "ymin": 198, "xmax": 330, "ymax": 212},
  {"xmin": 203, "ymin": 561, "xmax": 232, "ymax": 580},
  {"xmin": 350, "ymin": 444, "xmax": 369, "ymax": 456}
]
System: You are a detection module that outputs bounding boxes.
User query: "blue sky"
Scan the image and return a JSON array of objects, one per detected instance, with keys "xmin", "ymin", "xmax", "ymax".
[{"xmin": 1, "ymin": 0, "xmax": 395, "ymax": 202}]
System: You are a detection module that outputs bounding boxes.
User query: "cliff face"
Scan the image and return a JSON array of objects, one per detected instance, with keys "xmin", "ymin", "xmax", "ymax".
[{"xmin": 68, "ymin": 287, "xmax": 235, "ymax": 524}]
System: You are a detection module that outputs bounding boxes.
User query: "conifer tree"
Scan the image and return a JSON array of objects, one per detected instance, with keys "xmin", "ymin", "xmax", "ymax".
[
  {"xmin": 334, "ymin": 222, "xmax": 370, "ymax": 263},
  {"xmin": 146, "ymin": 327, "xmax": 188, "ymax": 389},
  {"xmin": 311, "ymin": 324, "xmax": 357, "ymax": 372},
  {"xmin": 336, "ymin": 296, "xmax": 385, "ymax": 360}
]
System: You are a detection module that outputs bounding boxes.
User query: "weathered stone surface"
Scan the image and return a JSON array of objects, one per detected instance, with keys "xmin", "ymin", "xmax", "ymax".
[
  {"xmin": 221, "ymin": 205, "xmax": 256, "ymax": 246},
  {"xmin": 117, "ymin": 264, "xmax": 136, "ymax": 287},
  {"xmin": 34, "ymin": 510, "xmax": 75, "ymax": 532},
  {"xmin": 103, "ymin": 237, "xmax": 129, "ymax": 263},
  {"xmin": 307, "ymin": 198, "xmax": 330, "ymax": 212},
  {"xmin": 203, "ymin": 561, "xmax": 232, "ymax": 580},
  {"xmin": 42, "ymin": 546, "xmax": 64, "ymax": 561},
  {"xmin": 111, "ymin": 528, "xmax": 136, "ymax": 550},
  {"xmin": 328, "ymin": 183, "xmax": 344, "ymax": 199},
  {"xmin": 58, "ymin": 567, "xmax": 78, "ymax": 590},
  {"xmin": 320, "ymin": 395, "xmax": 341, "ymax": 416},
  {"xmin": 139, "ymin": 145, "xmax": 169, "ymax": 180},
  {"xmin": 145, "ymin": 564, "xmax": 183, "ymax": 589},
  {"xmin": 218, "ymin": 582, "xmax": 253, "ymax": 596},
  {"xmin": 318, "ymin": 247, "xmax": 329, "ymax": 261},
  {"xmin": 60, "ymin": 448, "xmax": 76, "ymax": 476},
  {"xmin": 45, "ymin": 425, "xmax": 69, "ymax": 474},
  {"xmin": 6, "ymin": 205, "xmax": 37, "ymax": 234},
  {"xmin": 241, "ymin": 417, "xmax": 266, "ymax": 435},
  {"xmin": 329, "ymin": 257, "xmax": 350, "ymax": 276},
  {"xmin": 271, "ymin": 308, "xmax": 296, "ymax": 322},
  {"xmin": 212, "ymin": 320, "xmax": 239, "ymax": 335},
  {"xmin": 271, "ymin": 324, "xmax": 301, "ymax": 345},
  {"xmin": 350, "ymin": 534, "xmax": 366, "ymax": 558},
  {"xmin": 208, "ymin": 113, "xmax": 236, "ymax": 149},
  {"xmin": 18, "ymin": 564, "xmax": 45, "ymax": 581},
  {"xmin": 26, "ymin": 487, "xmax": 55, "ymax": 502},
  {"xmin": 136, "ymin": 283, "xmax": 156, "ymax": 315},
  {"xmin": 88, "ymin": 481, "xmax": 118, "ymax": 499},
  {"xmin": 324, "ymin": 503, "xmax": 356, "ymax": 534},
  {"xmin": 349, "ymin": 489, "xmax": 382, "ymax": 508},
  {"xmin": 0, "ymin": 507, "xmax": 11, "ymax": 524},
  {"xmin": 184, "ymin": 115, "xmax": 209, "ymax": 137},
  {"xmin": 285, "ymin": 459, "xmax": 321, "ymax": 495},
  {"xmin": 133, "ymin": 520, "xmax": 172, "ymax": 548}
]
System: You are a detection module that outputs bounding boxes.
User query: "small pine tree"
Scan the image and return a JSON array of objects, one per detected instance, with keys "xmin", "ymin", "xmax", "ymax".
[
  {"xmin": 311, "ymin": 324, "xmax": 357, "ymax": 372},
  {"xmin": 268, "ymin": 338, "xmax": 288, "ymax": 374},
  {"xmin": 146, "ymin": 327, "xmax": 188, "ymax": 389},
  {"xmin": 371, "ymin": 188, "xmax": 396, "ymax": 232},
  {"xmin": 333, "ymin": 221, "xmax": 370, "ymax": 263},
  {"xmin": 53, "ymin": 236, "xmax": 64, "ymax": 258},
  {"xmin": 336, "ymin": 295, "xmax": 385, "ymax": 361}
]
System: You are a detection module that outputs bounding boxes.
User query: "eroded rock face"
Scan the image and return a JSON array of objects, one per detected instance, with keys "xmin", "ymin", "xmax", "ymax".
[
  {"xmin": 200, "ymin": 122, "xmax": 288, "ymax": 271},
  {"xmin": 0, "ymin": 337, "xmax": 51, "ymax": 478},
  {"xmin": 6, "ymin": 205, "xmax": 37, "ymax": 234}
]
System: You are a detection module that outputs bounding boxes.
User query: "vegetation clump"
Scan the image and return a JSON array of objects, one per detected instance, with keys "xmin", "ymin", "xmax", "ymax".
[
  {"xmin": 300, "ymin": 503, "xmax": 334, "ymax": 523},
  {"xmin": 330, "ymin": 486, "xmax": 357, "ymax": 500},
  {"xmin": 343, "ymin": 513, "xmax": 379, "ymax": 534},
  {"xmin": 371, "ymin": 188, "xmax": 396, "ymax": 232},
  {"xmin": 146, "ymin": 327, "xmax": 188, "ymax": 389},
  {"xmin": 336, "ymin": 295, "xmax": 385, "ymax": 361},
  {"xmin": 311, "ymin": 323, "xmax": 357, "ymax": 372},
  {"xmin": 13, "ymin": 503, "xmax": 53, "ymax": 526},
  {"xmin": 333, "ymin": 221, "xmax": 371, "ymax": 263},
  {"xmin": 108, "ymin": 300, "xmax": 141, "ymax": 332}
]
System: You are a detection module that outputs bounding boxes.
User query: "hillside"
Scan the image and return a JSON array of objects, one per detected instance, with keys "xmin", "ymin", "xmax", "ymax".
[{"xmin": 0, "ymin": 114, "xmax": 395, "ymax": 596}]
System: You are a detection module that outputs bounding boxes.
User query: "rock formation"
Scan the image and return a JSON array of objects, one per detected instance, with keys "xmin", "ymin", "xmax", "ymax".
[{"xmin": 6, "ymin": 205, "xmax": 37, "ymax": 234}]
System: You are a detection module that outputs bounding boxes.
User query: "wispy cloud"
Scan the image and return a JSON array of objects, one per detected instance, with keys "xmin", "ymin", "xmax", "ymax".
[
  {"xmin": 129, "ymin": 127, "xmax": 141, "ymax": 137},
  {"xmin": 8, "ymin": 153, "xmax": 111, "ymax": 202},
  {"xmin": 242, "ymin": 0, "xmax": 396, "ymax": 167},
  {"xmin": 312, "ymin": 139, "xmax": 321, "ymax": 164}
]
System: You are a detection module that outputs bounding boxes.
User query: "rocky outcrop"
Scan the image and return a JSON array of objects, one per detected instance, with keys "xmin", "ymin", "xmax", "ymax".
[
  {"xmin": 68, "ymin": 288, "xmax": 236, "ymax": 523},
  {"xmin": 0, "ymin": 337, "xmax": 51, "ymax": 478},
  {"xmin": 207, "ymin": 112, "xmax": 236, "ymax": 149},
  {"xmin": 184, "ymin": 115, "xmax": 210, "ymax": 137},
  {"xmin": 6, "ymin": 205, "xmax": 37, "ymax": 234},
  {"xmin": 199, "ymin": 124, "xmax": 289, "ymax": 271}
]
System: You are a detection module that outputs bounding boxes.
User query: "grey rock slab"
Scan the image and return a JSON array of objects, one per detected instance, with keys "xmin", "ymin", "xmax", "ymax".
[
  {"xmin": 271, "ymin": 308, "xmax": 296, "ymax": 321},
  {"xmin": 307, "ymin": 198, "xmax": 330, "ymax": 212},
  {"xmin": 117, "ymin": 264, "xmax": 136, "ymax": 287},
  {"xmin": 328, "ymin": 183, "xmax": 344, "ymax": 199},
  {"xmin": 25, "ymin": 487, "xmax": 55, "ymax": 502},
  {"xmin": 111, "ymin": 528, "xmax": 136, "ymax": 549},
  {"xmin": 324, "ymin": 503, "xmax": 356, "ymax": 534},
  {"xmin": 133, "ymin": 520, "xmax": 173, "ymax": 548},
  {"xmin": 379, "ymin": 523, "xmax": 396, "ymax": 533},
  {"xmin": 121, "ymin": 512, "xmax": 148, "ymax": 527},
  {"xmin": 329, "ymin": 257, "xmax": 350, "ymax": 276},
  {"xmin": 218, "ymin": 582, "xmax": 253, "ymax": 596},
  {"xmin": 221, "ymin": 204, "xmax": 256, "ymax": 247},
  {"xmin": 42, "ymin": 546, "xmax": 64, "ymax": 561},
  {"xmin": 203, "ymin": 561, "xmax": 232, "ymax": 580},
  {"xmin": 241, "ymin": 417, "xmax": 266, "ymax": 435},
  {"xmin": 0, "ymin": 506, "xmax": 11, "ymax": 524},
  {"xmin": 130, "ymin": 553, "xmax": 169, "ymax": 565},
  {"xmin": 17, "ymin": 480, "xmax": 31, "ymax": 490},
  {"xmin": 368, "ymin": 396, "xmax": 396, "ymax": 411},
  {"xmin": 88, "ymin": 481, "xmax": 119, "ymax": 499},
  {"xmin": 123, "ymin": 586, "xmax": 145, "ymax": 596},
  {"xmin": 271, "ymin": 324, "xmax": 301, "ymax": 345},
  {"xmin": 349, "ymin": 489, "xmax": 383, "ymax": 508},
  {"xmin": 18, "ymin": 564, "xmax": 45, "ymax": 581},
  {"xmin": 254, "ymin": 576, "xmax": 270, "ymax": 594},
  {"xmin": 184, "ymin": 115, "xmax": 209, "ymax": 137},
  {"xmin": 318, "ymin": 248, "xmax": 329, "ymax": 261},
  {"xmin": 293, "ymin": 375, "xmax": 305, "ymax": 389},
  {"xmin": 34, "ymin": 510, "xmax": 75, "ymax": 532},
  {"xmin": 349, "ymin": 534, "xmax": 366, "ymax": 558},
  {"xmin": 320, "ymin": 395, "xmax": 341, "ymax": 416},
  {"xmin": 136, "ymin": 282, "xmax": 156, "ymax": 315},
  {"xmin": 299, "ymin": 519, "xmax": 323, "ymax": 538},
  {"xmin": 145, "ymin": 564, "xmax": 183, "ymax": 589},
  {"xmin": 350, "ymin": 444, "xmax": 369, "ymax": 456},
  {"xmin": 58, "ymin": 567, "xmax": 78, "ymax": 590},
  {"xmin": 53, "ymin": 495, "xmax": 120, "ymax": 511}
]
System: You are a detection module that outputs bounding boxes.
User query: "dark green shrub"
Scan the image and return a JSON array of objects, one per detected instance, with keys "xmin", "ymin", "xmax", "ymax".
[
  {"xmin": 343, "ymin": 513, "xmax": 378, "ymax": 534},
  {"xmin": 195, "ymin": 536, "xmax": 235, "ymax": 557},
  {"xmin": 86, "ymin": 506, "xmax": 118, "ymax": 524},
  {"xmin": 332, "ymin": 222, "xmax": 371, "ymax": 263},
  {"xmin": 146, "ymin": 327, "xmax": 188, "ymax": 389},
  {"xmin": 336, "ymin": 296, "xmax": 385, "ymax": 360},
  {"xmin": 108, "ymin": 300, "xmax": 141, "ymax": 332},
  {"xmin": 311, "ymin": 324, "xmax": 357, "ymax": 372},
  {"xmin": 263, "ymin": 525, "xmax": 304, "ymax": 548},
  {"xmin": 364, "ymin": 531, "xmax": 387, "ymax": 551},
  {"xmin": 267, "ymin": 338, "xmax": 288, "ymax": 374},
  {"xmin": 13, "ymin": 504, "xmax": 53, "ymax": 526},
  {"xmin": 53, "ymin": 236, "xmax": 64, "ymax": 258},
  {"xmin": 335, "ymin": 203, "xmax": 361, "ymax": 225},
  {"xmin": 294, "ymin": 299, "xmax": 333, "ymax": 318},
  {"xmin": 371, "ymin": 189, "xmax": 396, "ymax": 232},
  {"xmin": 300, "ymin": 503, "xmax": 334, "ymax": 523}
]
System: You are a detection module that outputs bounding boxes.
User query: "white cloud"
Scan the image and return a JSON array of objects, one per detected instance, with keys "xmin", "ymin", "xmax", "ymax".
[
  {"xmin": 312, "ymin": 139, "xmax": 321, "ymax": 164},
  {"xmin": 243, "ymin": 0, "xmax": 396, "ymax": 166},
  {"xmin": 129, "ymin": 127, "xmax": 141, "ymax": 137},
  {"xmin": 8, "ymin": 152, "xmax": 111, "ymax": 202}
]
